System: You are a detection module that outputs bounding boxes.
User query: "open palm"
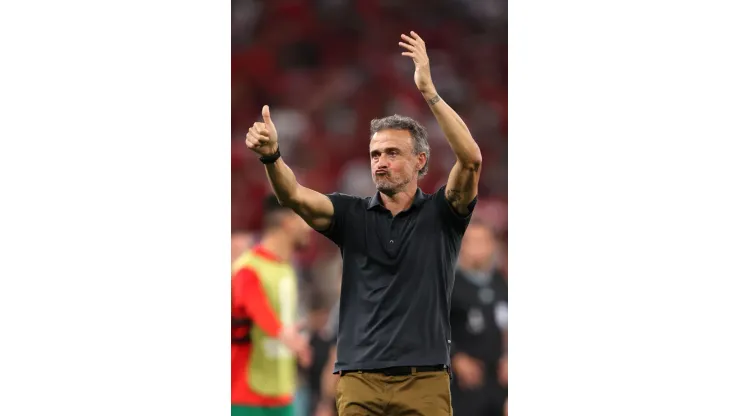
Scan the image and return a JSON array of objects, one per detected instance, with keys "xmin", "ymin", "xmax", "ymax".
[{"xmin": 399, "ymin": 31, "xmax": 434, "ymax": 94}]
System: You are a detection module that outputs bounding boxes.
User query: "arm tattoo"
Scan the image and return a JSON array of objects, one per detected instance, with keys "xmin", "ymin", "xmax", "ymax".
[
  {"xmin": 427, "ymin": 94, "xmax": 441, "ymax": 106},
  {"xmin": 446, "ymin": 188, "xmax": 463, "ymax": 203}
]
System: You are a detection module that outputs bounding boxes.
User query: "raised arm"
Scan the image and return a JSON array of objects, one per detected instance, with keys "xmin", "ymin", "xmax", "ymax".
[
  {"xmin": 245, "ymin": 105, "xmax": 334, "ymax": 231},
  {"xmin": 400, "ymin": 31, "xmax": 482, "ymax": 215}
]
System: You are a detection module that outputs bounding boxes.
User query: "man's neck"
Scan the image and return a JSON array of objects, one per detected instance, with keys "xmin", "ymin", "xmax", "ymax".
[
  {"xmin": 380, "ymin": 183, "xmax": 418, "ymax": 215},
  {"xmin": 260, "ymin": 233, "xmax": 294, "ymax": 263}
]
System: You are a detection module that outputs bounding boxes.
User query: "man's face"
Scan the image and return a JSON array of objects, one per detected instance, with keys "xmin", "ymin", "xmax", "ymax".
[
  {"xmin": 369, "ymin": 129, "xmax": 425, "ymax": 195},
  {"xmin": 460, "ymin": 223, "xmax": 496, "ymax": 270}
]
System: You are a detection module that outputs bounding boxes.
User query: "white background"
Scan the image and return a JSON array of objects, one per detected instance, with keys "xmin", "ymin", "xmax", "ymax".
[{"xmin": 1, "ymin": 0, "xmax": 740, "ymax": 414}]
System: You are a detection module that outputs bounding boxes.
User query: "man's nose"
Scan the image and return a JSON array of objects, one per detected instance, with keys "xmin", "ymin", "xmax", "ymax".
[{"xmin": 377, "ymin": 154, "xmax": 389, "ymax": 168}]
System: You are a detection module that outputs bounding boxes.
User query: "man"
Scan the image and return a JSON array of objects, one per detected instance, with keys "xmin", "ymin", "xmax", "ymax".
[
  {"xmin": 245, "ymin": 31, "xmax": 482, "ymax": 416},
  {"xmin": 231, "ymin": 195, "xmax": 314, "ymax": 416},
  {"xmin": 449, "ymin": 220, "xmax": 508, "ymax": 416}
]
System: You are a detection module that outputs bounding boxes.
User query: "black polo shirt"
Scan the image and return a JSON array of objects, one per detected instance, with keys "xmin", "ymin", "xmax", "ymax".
[{"xmin": 320, "ymin": 185, "xmax": 476, "ymax": 372}]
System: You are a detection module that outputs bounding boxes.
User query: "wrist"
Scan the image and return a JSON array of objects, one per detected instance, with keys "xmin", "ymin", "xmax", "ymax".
[
  {"xmin": 259, "ymin": 145, "xmax": 281, "ymax": 164},
  {"xmin": 420, "ymin": 88, "xmax": 438, "ymax": 100},
  {"xmin": 262, "ymin": 143, "xmax": 279, "ymax": 156},
  {"xmin": 422, "ymin": 90, "xmax": 441, "ymax": 106}
]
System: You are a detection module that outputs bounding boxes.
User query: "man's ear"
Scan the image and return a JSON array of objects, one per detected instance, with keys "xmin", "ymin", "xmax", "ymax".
[{"xmin": 417, "ymin": 152, "xmax": 428, "ymax": 171}]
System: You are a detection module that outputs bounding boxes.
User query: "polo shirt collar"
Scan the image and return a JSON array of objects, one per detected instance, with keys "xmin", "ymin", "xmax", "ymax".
[{"xmin": 367, "ymin": 187, "xmax": 424, "ymax": 211}]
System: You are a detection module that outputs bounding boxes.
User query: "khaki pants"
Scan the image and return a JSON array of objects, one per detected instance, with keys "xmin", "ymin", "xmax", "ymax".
[{"xmin": 335, "ymin": 370, "xmax": 452, "ymax": 416}]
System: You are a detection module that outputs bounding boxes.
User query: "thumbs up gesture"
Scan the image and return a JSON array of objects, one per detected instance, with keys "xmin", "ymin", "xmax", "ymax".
[{"xmin": 245, "ymin": 105, "xmax": 279, "ymax": 156}]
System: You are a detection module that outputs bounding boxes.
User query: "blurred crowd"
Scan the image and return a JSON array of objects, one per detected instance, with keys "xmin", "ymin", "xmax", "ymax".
[{"xmin": 232, "ymin": 1, "xmax": 507, "ymax": 415}]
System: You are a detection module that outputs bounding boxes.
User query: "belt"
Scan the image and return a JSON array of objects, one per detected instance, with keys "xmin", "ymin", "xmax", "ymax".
[{"xmin": 339, "ymin": 365, "xmax": 448, "ymax": 377}]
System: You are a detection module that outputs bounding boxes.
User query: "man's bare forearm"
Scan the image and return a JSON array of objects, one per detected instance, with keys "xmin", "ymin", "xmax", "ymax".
[
  {"xmin": 423, "ymin": 90, "xmax": 482, "ymax": 167},
  {"xmin": 264, "ymin": 159, "xmax": 300, "ymax": 207},
  {"xmin": 250, "ymin": 105, "xmax": 333, "ymax": 230},
  {"xmin": 263, "ymin": 157, "xmax": 335, "ymax": 231}
]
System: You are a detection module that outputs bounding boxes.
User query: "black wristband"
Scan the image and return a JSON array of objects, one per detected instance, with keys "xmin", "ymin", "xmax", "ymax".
[{"xmin": 259, "ymin": 146, "xmax": 281, "ymax": 164}]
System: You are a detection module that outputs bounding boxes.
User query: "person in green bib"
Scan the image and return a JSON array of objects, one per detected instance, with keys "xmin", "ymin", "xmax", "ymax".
[{"xmin": 232, "ymin": 196, "xmax": 314, "ymax": 416}]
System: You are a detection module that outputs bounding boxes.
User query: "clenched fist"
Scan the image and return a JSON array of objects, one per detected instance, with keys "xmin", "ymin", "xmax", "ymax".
[{"xmin": 245, "ymin": 105, "xmax": 279, "ymax": 157}]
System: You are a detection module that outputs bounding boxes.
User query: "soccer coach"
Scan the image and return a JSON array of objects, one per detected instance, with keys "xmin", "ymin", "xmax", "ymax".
[{"xmin": 245, "ymin": 31, "xmax": 482, "ymax": 416}]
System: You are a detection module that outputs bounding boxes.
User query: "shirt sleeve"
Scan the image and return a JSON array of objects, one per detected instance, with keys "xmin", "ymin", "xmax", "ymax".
[
  {"xmin": 318, "ymin": 192, "xmax": 360, "ymax": 247},
  {"xmin": 232, "ymin": 267, "xmax": 282, "ymax": 338},
  {"xmin": 433, "ymin": 185, "xmax": 478, "ymax": 234}
]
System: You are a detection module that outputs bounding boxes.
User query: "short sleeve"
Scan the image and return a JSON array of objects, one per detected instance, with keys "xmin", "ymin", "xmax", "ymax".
[
  {"xmin": 318, "ymin": 192, "xmax": 361, "ymax": 247},
  {"xmin": 433, "ymin": 185, "xmax": 478, "ymax": 234}
]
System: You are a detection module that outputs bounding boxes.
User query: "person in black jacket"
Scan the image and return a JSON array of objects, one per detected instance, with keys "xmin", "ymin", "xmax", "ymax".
[{"xmin": 449, "ymin": 220, "xmax": 508, "ymax": 416}]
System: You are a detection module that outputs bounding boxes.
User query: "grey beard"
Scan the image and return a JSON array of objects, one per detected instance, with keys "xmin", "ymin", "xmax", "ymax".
[
  {"xmin": 374, "ymin": 176, "xmax": 411, "ymax": 196},
  {"xmin": 376, "ymin": 182, "xmax": 398, "ymax": 195}
]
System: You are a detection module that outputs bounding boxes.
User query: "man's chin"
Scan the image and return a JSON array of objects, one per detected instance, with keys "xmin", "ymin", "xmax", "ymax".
[{"xmin": 375, "ymin": 180, "xmax": 398, "ymax": 195}]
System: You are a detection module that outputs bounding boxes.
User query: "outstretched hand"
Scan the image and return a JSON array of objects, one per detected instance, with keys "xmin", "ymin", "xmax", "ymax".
[{"xmin": 399, "ymin": 31, "xmax": 435, "ymax": 95}]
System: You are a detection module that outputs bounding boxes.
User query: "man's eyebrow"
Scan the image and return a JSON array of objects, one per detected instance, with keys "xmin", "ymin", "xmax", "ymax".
[{"xmin": 370, "ymin": 147, "xmax": 400, "ymax": 153}]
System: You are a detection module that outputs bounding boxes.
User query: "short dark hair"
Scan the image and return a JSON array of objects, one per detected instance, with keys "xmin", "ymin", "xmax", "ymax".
[
  {"xmin": 369, "ymin": 114, "xmax": 430, "ymax": 178},
  {"xmin": 262, "ymin": 194, "xmax": 291, "ymax": 231}
]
